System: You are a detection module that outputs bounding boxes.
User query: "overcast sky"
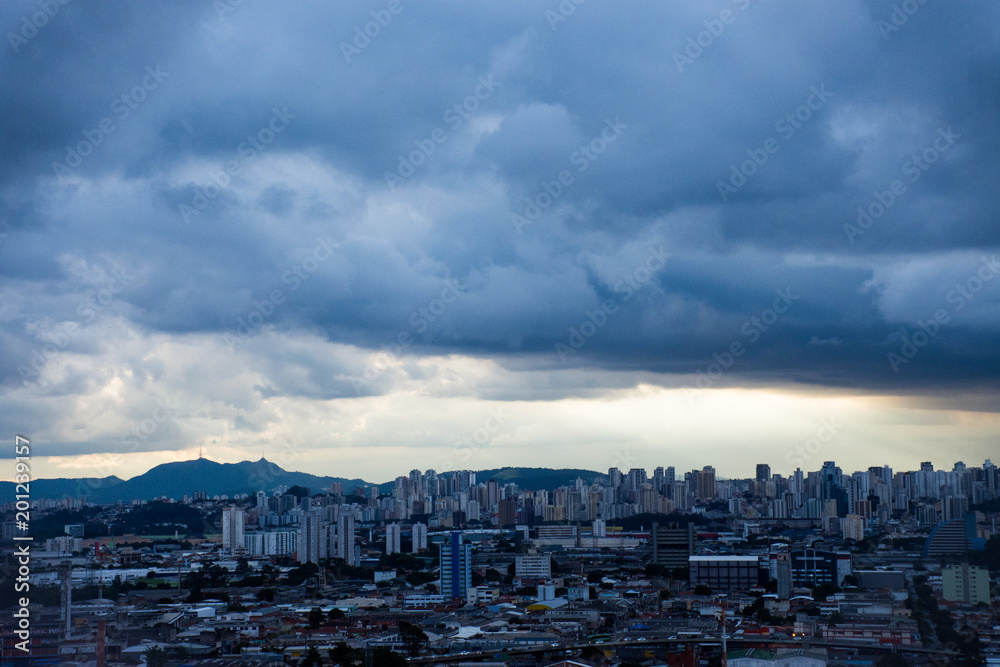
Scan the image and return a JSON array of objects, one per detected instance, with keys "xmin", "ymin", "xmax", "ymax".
[{"xmin": 2, "ymin": 0, "xmax": 998, "ymax": 485}]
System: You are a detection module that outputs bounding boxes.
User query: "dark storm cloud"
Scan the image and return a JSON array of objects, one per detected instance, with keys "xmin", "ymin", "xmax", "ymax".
[{"xmin": 1, "ymin": 0, "xmax": 998, "ymax": 399}]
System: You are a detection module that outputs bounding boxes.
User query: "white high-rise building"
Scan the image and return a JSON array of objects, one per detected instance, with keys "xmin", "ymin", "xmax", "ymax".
[
  {"xmin": 337, "ymin": 514, "xmax": 356, "ymax": 565},
  {"xmin": 592, "ymin": 519, "xmax": 606, "ymax": 538},
  {"xmin": 411, "ymin": 522, "xmax": 428, "ymax": 552},
  {"xmin": 385, "ymin": 523, "xmax": 402, "ymax": 555},
  {"xmin": 842, "ymin": 514, "xmax": 865, "ymax": 542},
  {"xmin": 222, "ymin": 507, "xmax": 245, "ymax": 556}
]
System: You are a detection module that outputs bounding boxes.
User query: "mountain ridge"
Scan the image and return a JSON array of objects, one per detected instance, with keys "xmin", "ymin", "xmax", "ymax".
[{"xmin": 3, "ymin": 460, "xmax": 604, "ymax": 503}]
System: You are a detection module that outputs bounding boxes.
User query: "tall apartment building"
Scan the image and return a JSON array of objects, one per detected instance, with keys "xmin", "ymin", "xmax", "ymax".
[
  {"xmin": 651, "ymin": 522, "xmax": 694, "ymax": 572},
  {"xmin": 515, "ymin": 553, "xmax": 552, "ymax": 579},
  {"xmin": 385, "ymin": 523, "xmax": 402, "ymax": 555},
  {"xmin": 337, "ymin": 514, "xmax": 357, "ymax": 565},
  {"xmin": 842, "ymin": 514, "xmax": 865, "ymax": 541},
  {"xmin": 222, "ymin": 507, "xmax": 245, "ymax": 556},
  {"xmin": 942, "ymin": 563, "xmax": 989, "ymax": 604},
  {"xmin": 298, "ymin": 512, "xmax": 322, "ymax": 564},
  {"xmin": 696, "ymin": 466, "xmax": 716, "ymax": 500},
  {"xmin": 411, "ymin": 522, "xmax": 428, "ymax": 552},
  {"xmin": 439, "ymin": 531, "xmax": 472, "ymax": 600}
]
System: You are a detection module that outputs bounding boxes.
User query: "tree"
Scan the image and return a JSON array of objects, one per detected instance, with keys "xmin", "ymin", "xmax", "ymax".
[
  {"xmin": 875, "ymin": 653, "xmax": 908, "ymax": 667},
  {"xmin": 235, "ymin": 558, "xmax": 252, "ymax": 578},
  {"xmin": 371, "ymin": 648, "xmax": 408, "ymax": 666},
  {"xmin": 694, "ymin": 584, "xmax": 712, "ymax": 596},
  {"xmin": 812, "ymin": 583, "xmax": 840, "ymax": 601},
  {"xmin": 144, "ymin": 646, "xmax": 167, "ymax": 667},
  {"xmin": 260, "ymin": 563, "xmax": 279, "ymax": 583},
  {"xmin": 329, "ymin": 642, "xmax": 363, "ymax": 667},
  {"xmin": 399, "ymin": 621, "xmax": 429, "ymax": 655},
  {"xmin": 308, "ymin": 606, "xmax": 324, "ymax": 629},
  {"xmin": 828, "ymin": 611, "xmax": 845, "ymax": 626},
  {"xmin": 328, "ymin": 607, "xmax": 346, "ymax": 621},
  {"xmin": 300, "ymin": 645, "xmax": 323, "ymax": 667}
]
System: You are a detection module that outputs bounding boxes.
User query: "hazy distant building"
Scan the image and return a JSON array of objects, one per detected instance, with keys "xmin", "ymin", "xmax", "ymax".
[
  {"xmin": 385, "ymin": 523, "xmax": 402, "ymax": 555},
  {"xmin": 923, "ymin": 514, "xmax": 980, "ymax": 557},
  {"xmin": 756, "ymin": 464, "xmax": 771, "ymax": 482},
  {"xmin": 411, "ymin": 522, "xmax": 428, "ymax": 552},
  {"xmin": 515, "ymin": 553, "xmax": 552, "ymax": 580},
  {"xmin": 768, "ymin": 552, "xmax": 792, "ymax": 599},
  {"xmin": 498, "ymin": 498, "xmax": 517, "ymax": 527},
  {"xmin": 842, "ymin": 514, "xmax": 865, "ymax": 541},
  {"xmin": 298, "ymin": 512, "xmax": 322, "ymax": 564},
  {"xmin": 337, "ymin": 514, "xmax": 357, "ymax": 565},
  {"xmin": 696, "ymin": 466, "xmax": 717, "ymax": 500}
]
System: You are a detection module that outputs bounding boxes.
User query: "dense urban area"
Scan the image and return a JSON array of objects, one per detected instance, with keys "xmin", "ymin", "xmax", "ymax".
[{"xmin": 3, "ymin": 458, "xmax": 999, "ymax": 667}]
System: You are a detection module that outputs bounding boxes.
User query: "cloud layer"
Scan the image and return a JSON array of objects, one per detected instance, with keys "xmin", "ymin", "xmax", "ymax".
[{"xmin": 2, "ymin": 0, "xmax": 998, "ymax": 482}]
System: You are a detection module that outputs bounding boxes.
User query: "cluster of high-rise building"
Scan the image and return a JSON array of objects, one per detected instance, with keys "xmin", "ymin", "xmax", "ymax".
[{"xmin": 215, "ymin": 459, "xmax": 996, "ymax": 567}]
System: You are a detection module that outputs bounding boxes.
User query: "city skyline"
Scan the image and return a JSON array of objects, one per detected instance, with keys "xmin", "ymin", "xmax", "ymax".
[
  {"xmin": 2, "ymin": 1, "xmax": 999, "ymax": 485},
  {"xmin": 9, "ymin": 452, "xmax": 996, "ymax": 491}
]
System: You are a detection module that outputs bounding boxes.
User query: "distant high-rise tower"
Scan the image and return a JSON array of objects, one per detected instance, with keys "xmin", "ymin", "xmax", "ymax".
[
  {"xmin": 337, "ymin": 514, "xmax": 357, "ymax": 565},
  {"xmin": 438, "ymin": 531, "xmax": 472, "ymax": 600},
  {"xmin": 756, "ymin": 464, "xmax": 771, "ymax": 482},
  {"xmin": 696, "ymin": 466, "xmax": 716, "ymax": 500},
  {"xmin": 385, "ymin": 523, "xmax": 401, "ymax": 555},
  {"xmin": 411, "ymin": 523, "xmax": 428, "ymax": 553},
  {"xmin": 298, "ymin": 512, "xmax": 322, "ymax": 564},
  {"xmin": 222, "ymin": 507, "xmax": 244, "ymax": 556},
  {"xmin": 498, "ymin": 498, "xmax": 517, "ymax": 527}
]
